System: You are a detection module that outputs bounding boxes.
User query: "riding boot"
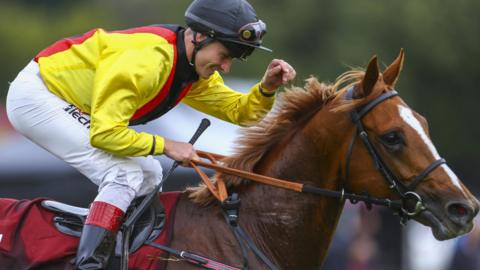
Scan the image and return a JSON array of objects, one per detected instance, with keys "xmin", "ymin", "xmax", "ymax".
[{"xmin": 75, "ymin": 201, "xmax": 125, "ymax": 270}]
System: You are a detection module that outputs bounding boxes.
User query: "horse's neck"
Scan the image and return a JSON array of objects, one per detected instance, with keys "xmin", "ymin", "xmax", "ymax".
[{"xmin": 239, "ymin": 112, "xmax": 348, "ymax": 269}]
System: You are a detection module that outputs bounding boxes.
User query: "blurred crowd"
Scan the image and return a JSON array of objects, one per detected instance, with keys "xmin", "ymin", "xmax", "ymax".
[{"xmin": 323, "ymin": 204, "xmax": 480, "ymax": 270}]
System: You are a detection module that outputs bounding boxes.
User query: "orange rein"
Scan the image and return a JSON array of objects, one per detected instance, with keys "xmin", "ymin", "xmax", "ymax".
[{"xmin": 190, "ymin": 150, "xmax": 304, "ymax": 202}]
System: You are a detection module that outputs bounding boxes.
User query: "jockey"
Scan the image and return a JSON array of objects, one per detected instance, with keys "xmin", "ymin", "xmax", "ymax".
[{"xmin": 5, "ymin": 0, "xmax": 296, "ymax": 269}]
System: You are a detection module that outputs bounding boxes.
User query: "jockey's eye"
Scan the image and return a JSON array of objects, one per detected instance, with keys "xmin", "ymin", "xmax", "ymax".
[{"xmin": 380, "ymin": 130, "xmax": 404, "ymax": 152}]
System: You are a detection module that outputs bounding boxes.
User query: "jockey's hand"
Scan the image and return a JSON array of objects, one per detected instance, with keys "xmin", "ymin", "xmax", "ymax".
[
  {"xmin": 260, "ymin": 59, "xmax": 296, "ymax": 93},
  {"xmin": 163, "ymin": 139, "xmax": 199, "ymax": 166}
]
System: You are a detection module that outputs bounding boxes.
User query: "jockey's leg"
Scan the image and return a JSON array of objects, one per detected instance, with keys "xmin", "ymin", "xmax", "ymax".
[
  {"xmin": 6, "ymin": 60, "xmax": 164, "ymax": 269},
  {"xmin": 132, "ymin": 155, "xmax": 164, "ymax": 196},
  {"xmin": 73, "ymin": 156, "xmax": 163, "ymax": 269},
  {"xmin": 74, "ymin": 160, "xmax": 142, "ymax": 269}
]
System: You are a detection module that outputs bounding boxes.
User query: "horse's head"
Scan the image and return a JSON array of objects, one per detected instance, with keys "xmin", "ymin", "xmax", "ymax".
[{"xmin": 340, "ymin": 49, "xmax": 479, "ymax": 240}]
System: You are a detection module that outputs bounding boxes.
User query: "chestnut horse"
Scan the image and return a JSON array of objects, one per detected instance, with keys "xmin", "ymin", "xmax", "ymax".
[
  {"xmin": 171, "ymin": 50, "xmax": 479, "ymax": 269},
  {"xmin": 1, "ymin": 50, "xmax": 478, "ymax": 270}
]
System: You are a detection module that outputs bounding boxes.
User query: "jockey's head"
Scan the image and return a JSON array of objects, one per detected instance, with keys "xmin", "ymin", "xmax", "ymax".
[{"xmin": 185, "ymin": 0, "xmax": 271, "ymax": 77}]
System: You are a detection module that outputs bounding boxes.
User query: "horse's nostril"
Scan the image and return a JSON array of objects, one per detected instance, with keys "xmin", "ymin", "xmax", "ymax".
[
  {"xmin": 447, "ymin": 202, "xmax": 473, "ymax": 225},
  {"xmin": 451, "ymin": 204, "xmax": 466, "ymax": 215}
]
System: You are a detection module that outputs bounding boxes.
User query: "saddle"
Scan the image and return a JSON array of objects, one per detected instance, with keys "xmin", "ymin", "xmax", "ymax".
[{"xmin": 41, "ymin": 196, "xmax": 165, "ymax": 256}]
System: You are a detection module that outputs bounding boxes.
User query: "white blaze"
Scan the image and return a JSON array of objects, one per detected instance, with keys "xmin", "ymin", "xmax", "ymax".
[{"xmin": 398, "ymin": 105, "xmax": 466, "ymax": 193}]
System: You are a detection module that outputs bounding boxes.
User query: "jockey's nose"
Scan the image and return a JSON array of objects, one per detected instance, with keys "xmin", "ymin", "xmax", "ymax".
[
  {"xmin": 445, "ymin": 200, "xmax": 478, "ymax": 227},
  {"xmin": 220, "ymin": 58, "xmax": 232, "ymax": 74}
]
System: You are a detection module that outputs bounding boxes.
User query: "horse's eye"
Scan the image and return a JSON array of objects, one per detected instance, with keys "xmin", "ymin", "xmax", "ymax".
[{"xmin": 380, "ymin": 131, "xmax": 404, "ymax": 151}]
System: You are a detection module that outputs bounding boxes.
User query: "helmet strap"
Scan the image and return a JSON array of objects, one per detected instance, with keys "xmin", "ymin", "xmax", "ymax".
[{"xmin": 190, "ymin": 31, "xmax": 215, "ymax": 67}]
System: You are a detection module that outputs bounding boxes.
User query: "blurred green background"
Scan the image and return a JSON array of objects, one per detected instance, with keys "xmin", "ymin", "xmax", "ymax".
[{"xmin": 1, "ymin": 0, "xmax": 479, "ymax": 193}]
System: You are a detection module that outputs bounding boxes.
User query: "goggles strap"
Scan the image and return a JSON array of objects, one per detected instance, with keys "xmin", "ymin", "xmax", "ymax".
[{"xmin": 190, "ymin": 31, "xmax": 215, "ymax": 67}]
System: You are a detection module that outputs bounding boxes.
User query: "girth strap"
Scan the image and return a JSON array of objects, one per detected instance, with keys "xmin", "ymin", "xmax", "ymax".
[{"xmin": 221, "ymin": 194, "xmax": 279, "ymax": 270}]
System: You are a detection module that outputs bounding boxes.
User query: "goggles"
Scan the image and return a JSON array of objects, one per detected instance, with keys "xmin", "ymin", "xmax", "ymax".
[
  {"xmin": 221, "ymin": 20, "xmax": 267, "ymax": 60},
  {"xmin": 238, "ymin": 20, "xmax": 267, "ymax": 44}
]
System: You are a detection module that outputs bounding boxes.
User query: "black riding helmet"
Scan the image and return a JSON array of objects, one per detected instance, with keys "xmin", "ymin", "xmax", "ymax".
[{"xmin": 185, "ymin": 0, "xmax": 271, "ymax": 63}]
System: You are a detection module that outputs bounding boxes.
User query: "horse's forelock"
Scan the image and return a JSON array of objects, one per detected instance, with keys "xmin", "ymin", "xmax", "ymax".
[{"xmin": 187, "ymin": 70, "xmax": 372, "ymax": 204}]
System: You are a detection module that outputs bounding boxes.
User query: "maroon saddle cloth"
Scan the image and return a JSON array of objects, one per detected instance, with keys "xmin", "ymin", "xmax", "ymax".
[{"xmin": 0, "ymin": 192, "xmax": 182, "ymax": 270}]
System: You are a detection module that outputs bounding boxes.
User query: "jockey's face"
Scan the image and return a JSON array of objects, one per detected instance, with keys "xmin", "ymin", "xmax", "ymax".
[{"xmin": 194, "ymin": 37, "xmax": 233, "ymax": 79}]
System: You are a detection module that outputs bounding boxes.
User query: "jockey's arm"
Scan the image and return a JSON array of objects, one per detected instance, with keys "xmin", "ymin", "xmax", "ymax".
[{"xmin": 182, "ymin": 71, "xmax": 276, "ymax": 127}]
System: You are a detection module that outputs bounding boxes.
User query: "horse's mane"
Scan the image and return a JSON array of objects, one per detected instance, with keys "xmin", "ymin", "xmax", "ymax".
[{"xmin": 188, "ymin": 69, "xmax": 379, "ymax": 204}]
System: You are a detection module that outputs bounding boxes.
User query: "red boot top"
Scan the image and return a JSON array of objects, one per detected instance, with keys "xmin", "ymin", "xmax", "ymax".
[{"xmin": 85, "ymin": 201, "xmax": 124, "ymax": 232}]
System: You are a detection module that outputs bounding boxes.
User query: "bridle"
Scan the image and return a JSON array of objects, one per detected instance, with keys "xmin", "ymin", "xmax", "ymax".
[{"xmin": 344, "ymin": 87, "xmax": 446, "ymax": 218}]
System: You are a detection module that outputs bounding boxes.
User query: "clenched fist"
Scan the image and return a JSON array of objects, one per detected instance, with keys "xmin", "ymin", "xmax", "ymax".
[
  {"xmin": 260, "ymin": 59, "xmax": 296, "ymax": 92},
  {"xmin": 163, "ymin": 138, "xmax": 199, "ymax": 166}
]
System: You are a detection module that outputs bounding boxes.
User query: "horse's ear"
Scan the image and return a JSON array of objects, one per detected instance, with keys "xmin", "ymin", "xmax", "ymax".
[
  {"xmin": 357, "ymin": 55, "xmax": 379, "ymax": 98},
  {"xmin": 383, "ymin": 48, "xmax": 405, "ymax": 86}
]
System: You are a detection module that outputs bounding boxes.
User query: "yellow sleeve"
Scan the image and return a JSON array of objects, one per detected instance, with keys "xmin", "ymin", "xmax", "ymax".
[
  {"xmin": 89, "ymin": 48, "xmax": 169, "ymax": 156},
  {"xmin": 182, "ymin": 72, "xmax": 275, "ymax": 126}
]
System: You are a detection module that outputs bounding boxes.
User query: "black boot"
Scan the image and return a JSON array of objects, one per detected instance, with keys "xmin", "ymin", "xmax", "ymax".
[
  {"xmin": 75, "ymin": 224, "xmax": 117, "ymax": 269},
  {"xmin": 75, "ymin": 201, "xmax": 124, "ymax": 270}
]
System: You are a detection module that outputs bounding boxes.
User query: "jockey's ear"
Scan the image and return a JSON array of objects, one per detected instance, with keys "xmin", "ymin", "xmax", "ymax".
[
  {"xmin": 383, "ymin": 48, "xmax": 404, "ymax": 87},
  {"xmin": 357, "ymin": 55, "xmax": 379, "ymax": 98}
]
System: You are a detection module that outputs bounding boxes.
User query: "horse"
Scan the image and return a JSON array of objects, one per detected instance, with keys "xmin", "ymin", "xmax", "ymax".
[{"xmin": 0, "ymin": 49, "xmax": 478, "ymax": 270}]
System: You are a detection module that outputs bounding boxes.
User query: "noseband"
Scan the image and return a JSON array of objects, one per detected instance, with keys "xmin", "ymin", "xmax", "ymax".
[{"xmin": 344, "ymin": 87, "xmax": 446, "ymax": 218}]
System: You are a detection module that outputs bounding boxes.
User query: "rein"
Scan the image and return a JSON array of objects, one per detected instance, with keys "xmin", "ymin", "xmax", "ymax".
[{"xmin": 190, "ymin": 151, "xmax": 402, "ymax": 210}]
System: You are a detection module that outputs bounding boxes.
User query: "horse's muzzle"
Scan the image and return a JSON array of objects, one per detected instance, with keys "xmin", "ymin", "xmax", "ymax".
[{"xmin": 445, "ymin": 200, "xmax": 479, "ymax": 228}]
